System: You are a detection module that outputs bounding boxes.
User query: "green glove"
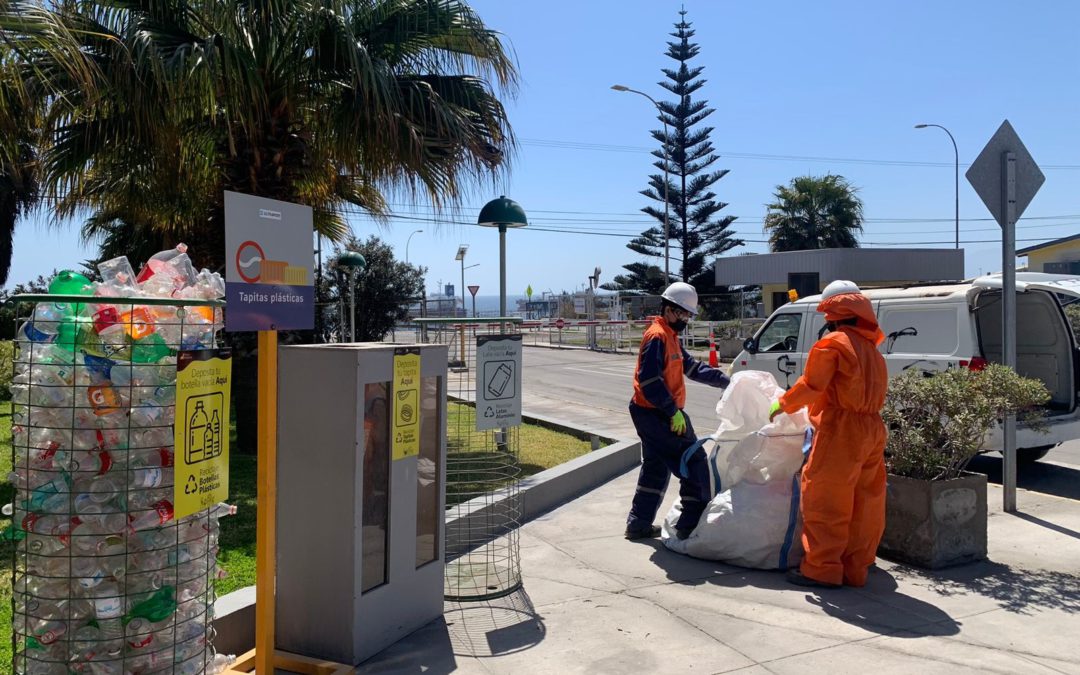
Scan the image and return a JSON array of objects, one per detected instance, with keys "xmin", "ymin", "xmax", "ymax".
[
  {"xmin": 769, "ymin": 400, "xmax": 782, "ymax": 423},
  {"xmin": 670, "ymin": 410, "xmax": 687, "ymax": 436}
]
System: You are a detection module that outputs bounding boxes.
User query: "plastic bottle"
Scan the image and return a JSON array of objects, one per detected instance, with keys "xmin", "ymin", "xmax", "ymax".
[
  {"xmin": 123, "ymin": 586, "xmax": 177, "ymax": 626},
  {"xmin": 97, "ymin": 256, "xmax": 138, "ymax": 291},
  {"xmin": 139, "ymin": 253, "xmax": 194, "ymax": 299},
  {"xmin": 93, "ymin": 581, "xmax": 124, "ymax": 639},
  {"xmin": 129, "ymin": 448, "xmax": 174, "ymax": 489},
  {"xmin": 72, "ymin": 556, "xmax": 107, "ymax": 590},
  {"xmin": 128, "ymin": 499, "xmax": 175, "ymax": 532},
  {"xmin": 48, "ymin": 270, "xmax": 93, "ymax": 296},
  {"xmin": 131, "ymin": 332, "xmax": 171, "ymax": 363}
]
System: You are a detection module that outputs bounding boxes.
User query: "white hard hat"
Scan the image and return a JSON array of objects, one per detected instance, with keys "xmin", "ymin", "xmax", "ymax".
[
  {"xmin": 821, "ymin": 279, "xmax": 862, "ymax": 300},
  {"xmin": 661, "ymin": 282, "xmax": 699, "ymax": 314}
]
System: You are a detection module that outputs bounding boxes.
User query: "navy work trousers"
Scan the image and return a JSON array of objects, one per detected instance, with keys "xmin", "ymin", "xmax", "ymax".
[{"xmin": 626, "ymin": 402, "xmax": 710, "ymax": 533}]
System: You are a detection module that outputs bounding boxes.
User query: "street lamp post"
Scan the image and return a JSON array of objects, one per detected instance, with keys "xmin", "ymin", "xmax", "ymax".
[
  {"xmin": 612, "ymin": 84, "xmax": 670, "ymax": 284},
  {"xmin": 455, "ymin": 245, "xmax": 469, "ymax": 318},
  {"xmin": 337, "ymin": 251, "xmax": 366, "ymax": 342},
  {"xmin": 406, "ymin": 229, "xmax": 423, "ymax": 264},
  {"xmin": 477, "ymin": 197, "xmax": 529, "ymax": 331},
  {"xmin": 915, "ymin": 123, "xmax": 960, "ymax": 249}
]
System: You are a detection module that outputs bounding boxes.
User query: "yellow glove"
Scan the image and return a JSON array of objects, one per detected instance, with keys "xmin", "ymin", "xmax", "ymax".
[
  {"xmin": 769, "ymin": 400, "xmax": 782, "ymax": 423},
  {"xmin": 671, "ymin": 410, "xmax": 687, "ymax": 436}
]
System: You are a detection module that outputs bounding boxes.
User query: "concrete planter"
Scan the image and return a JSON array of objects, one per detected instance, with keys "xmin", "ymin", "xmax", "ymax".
[{"xmin": 878, "ymin": 471, "xmax": 987, "ymax": 569}]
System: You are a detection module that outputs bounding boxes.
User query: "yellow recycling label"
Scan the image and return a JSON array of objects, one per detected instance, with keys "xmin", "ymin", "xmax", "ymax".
[
  {"xmin": 392, "ymin": 348, "xmax": 421, "ymax": 460},
  {"xmin": 174, "ymin": 349, "xmax": 232, "ymax": 519}
]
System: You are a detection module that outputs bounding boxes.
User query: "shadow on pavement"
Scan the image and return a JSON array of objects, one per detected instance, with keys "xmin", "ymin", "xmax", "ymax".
[
  {"xmin": 445, "ymin": 588, "xmax": 547, "ymax": 658},
  {"xmin": 645, "ymin": 546, "xmax": 960, "ymax": 638},
  {"xmin": 891, "ymin": 559, "xmax": 1080, "ymax": 616},
  {"xmin": 968, "ymin": 454, "xmax": 1080, "ymax": 501},
  {"xmin": 357, "ymin": 589, "xmax": 546, "ymax": 673}
]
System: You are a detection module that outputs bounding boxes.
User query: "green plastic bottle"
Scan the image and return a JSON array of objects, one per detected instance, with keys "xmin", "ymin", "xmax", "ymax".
[
  {"xmin": 131, "ymin": 333, "xmax": 170, "ymax": 363},
  {"xmin": 122, "ymin": 586, "xmax": 177, "ymax": 626},
  {"xmin": 56, "ymin": 316, "xmax": 95, "ymax": 353},
  {"xmin": 48, "ymin": 270, "xmax": 93, "ymax": 296}
]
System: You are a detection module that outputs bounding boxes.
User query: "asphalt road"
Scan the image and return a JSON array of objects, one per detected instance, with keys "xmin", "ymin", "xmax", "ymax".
[{"xmin": 523, "ymin": 345, "xmax": 1080, "ymax": 502}]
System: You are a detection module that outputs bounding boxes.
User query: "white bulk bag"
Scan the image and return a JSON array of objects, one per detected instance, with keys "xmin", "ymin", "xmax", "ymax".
[{"xmin": 663, "ymin": 371, "xmax": 811, "ymax": 569}]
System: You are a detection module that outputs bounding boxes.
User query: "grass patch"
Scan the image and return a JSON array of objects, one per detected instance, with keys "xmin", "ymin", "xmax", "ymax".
[{"xmin": 0, "ymin": 401, "xmax": 591, "ymax": 659}]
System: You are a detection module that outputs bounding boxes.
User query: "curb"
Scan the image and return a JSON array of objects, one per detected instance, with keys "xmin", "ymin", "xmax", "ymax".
[{"xmin": 211, "ymin": 413, "xmax": 641, "ymax": 657}]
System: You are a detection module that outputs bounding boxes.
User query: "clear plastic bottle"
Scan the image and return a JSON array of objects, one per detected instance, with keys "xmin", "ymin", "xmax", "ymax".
[
  {"xmin": 93, "ymin": 581, "xmax": 125, "ymax": 640},
  {"xmin": 128, "ymin": 499, "xmax": 175, "ymax": 532}
]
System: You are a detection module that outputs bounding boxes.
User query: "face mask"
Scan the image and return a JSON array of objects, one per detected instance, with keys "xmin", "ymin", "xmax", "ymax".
[{"xmin": 670, "ymin": 318, "xmax": 688, "ymax": 333}]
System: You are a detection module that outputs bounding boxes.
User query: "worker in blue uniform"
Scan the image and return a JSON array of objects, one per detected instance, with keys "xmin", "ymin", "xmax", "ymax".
[{"xmin": 625, "ymin": 282, "xmax": 730, "ymax": 541}]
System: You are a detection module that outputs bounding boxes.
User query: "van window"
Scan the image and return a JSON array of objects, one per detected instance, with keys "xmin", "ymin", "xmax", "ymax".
[
  {"xmin": 879, "ymin": 307, "xmax": 959, "ymax": 355},
  {"xmin": 757, "ymin": 312, "xmax": 802, "ymax": 352}
]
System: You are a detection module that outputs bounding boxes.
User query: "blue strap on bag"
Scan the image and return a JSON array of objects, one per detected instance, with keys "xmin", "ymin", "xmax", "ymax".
[{"xmin": 778, "ymin": 428, "xmax": 814, "ymax": 570}]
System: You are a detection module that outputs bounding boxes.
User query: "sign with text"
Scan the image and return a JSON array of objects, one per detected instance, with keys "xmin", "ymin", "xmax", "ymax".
[
  {"xmin": 174, "ymin": 349, "xmax": 232, "ymax": 519},
  {"xmin": 392, "ymin": 347, "xmax": 421, "ymax": 460},
  {"xmin": 224, "ymin": 191, "xmax": 314, "ymax": 331},
  {"xmin": 475, "ymin": 335, "xmax": 522, "ymax": 431}
]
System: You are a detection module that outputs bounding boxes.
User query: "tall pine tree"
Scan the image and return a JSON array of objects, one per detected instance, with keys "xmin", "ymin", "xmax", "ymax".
[{"xmin": 606, "ymin": 9, "xmax": 742, "ymax": 305}]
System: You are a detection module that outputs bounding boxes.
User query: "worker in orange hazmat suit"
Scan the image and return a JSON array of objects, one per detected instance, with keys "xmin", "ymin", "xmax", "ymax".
[{"xmin": 769, "ymin": 280, "xmax": 888, "ymax": 588}]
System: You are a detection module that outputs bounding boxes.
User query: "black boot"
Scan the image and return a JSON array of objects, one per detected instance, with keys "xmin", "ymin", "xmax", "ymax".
[{"xmin": 624, "ymin": 524, "xmax": 662, "ymax": 540}]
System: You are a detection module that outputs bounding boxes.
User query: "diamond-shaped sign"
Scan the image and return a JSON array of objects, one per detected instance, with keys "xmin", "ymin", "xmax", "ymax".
[{"xmin": 965, "ymin": 120, "xmax": 1044, "ymax": 227}]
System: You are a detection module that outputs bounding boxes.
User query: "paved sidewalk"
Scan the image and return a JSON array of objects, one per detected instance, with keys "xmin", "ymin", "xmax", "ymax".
[{"xmin": 359, "ymin": 467, "xmax": 1080, "ymax": 674}]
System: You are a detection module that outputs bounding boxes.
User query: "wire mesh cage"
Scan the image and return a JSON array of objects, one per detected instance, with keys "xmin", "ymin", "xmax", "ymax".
[
  {"xmin": 6, "ymin": 290, "xmax": 231, "ymax": 674},
  {"xmin": 416, "ymin": 318, "xmax": 524, "ymax": 602}
]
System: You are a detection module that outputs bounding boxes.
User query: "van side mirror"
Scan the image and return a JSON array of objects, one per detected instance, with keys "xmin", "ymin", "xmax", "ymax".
[{"xmin": 743, "ymin": 337, "xmax": 758, "ymax": 354}]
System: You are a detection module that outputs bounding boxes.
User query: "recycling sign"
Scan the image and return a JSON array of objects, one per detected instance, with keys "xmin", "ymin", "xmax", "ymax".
[{"xmin": 475, "ymin": 335, "xmax": 522, "ymax": 431}]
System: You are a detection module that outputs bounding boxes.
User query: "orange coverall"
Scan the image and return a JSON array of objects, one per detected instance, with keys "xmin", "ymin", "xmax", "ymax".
[{"xmin": 778, "ymin": 292, "xmax": 888, "ymax": 587}]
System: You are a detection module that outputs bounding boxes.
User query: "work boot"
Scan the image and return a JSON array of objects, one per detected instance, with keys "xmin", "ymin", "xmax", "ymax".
[
  {"xmin": 624, "ymin": 524, "xmax": 661, "ymax": 540},
  {"xmin": 786, "ymin": 568, "xmax": 841, "ymax": 589}
]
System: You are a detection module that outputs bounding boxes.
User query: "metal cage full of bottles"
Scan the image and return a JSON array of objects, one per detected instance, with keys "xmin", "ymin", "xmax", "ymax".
[{"xmin": 6, "ymin": 292, "xmax": 231, "ymax": 675}]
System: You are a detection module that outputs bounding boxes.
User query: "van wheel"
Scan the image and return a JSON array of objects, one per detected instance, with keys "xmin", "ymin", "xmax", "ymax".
[{"xmin": 1018, "ymin": 445, "xmax": 1055, "ymax": 464}]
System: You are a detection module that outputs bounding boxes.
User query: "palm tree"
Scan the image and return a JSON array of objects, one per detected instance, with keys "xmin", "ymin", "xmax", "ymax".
[
  {"xmin": 763, "ymin": 174, "xmax": 864, "ymax": 252},
  {"xmin": 2, "ymin": 0, "xmax": 517, "ymax": 270},
  {"xmin": 0, "ymin": 52, "xmax": 40, "ymax": 285}
]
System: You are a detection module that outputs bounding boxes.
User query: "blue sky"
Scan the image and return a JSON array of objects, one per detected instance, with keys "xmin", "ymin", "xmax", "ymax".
[{"xmin": 9, "ymin": 0, "xmax": 1080, "ymax": 298}]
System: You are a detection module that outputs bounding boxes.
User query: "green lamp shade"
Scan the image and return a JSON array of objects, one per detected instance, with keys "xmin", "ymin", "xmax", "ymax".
[
  {"xmin": 337, "ymin": 251, "xmax": 366, "ymax": 269},
  {"xmin": 477, "ymin": 196, "xmax": 527, "ymax": 228}
]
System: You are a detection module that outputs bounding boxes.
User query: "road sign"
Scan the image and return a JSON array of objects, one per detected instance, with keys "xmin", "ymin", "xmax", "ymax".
[
  {"xmin": 475, "ymin": 335, "xmax": 522, "ymax": 431},
  {"xmin": 965, "ymin": 120, "xmax": 1044, "ymax": 227},
  {"xmin": 468, "ymin": 285, "xmax": 480, "ymax": 297},
  {"xmin": 966, "ymin": 120, "xmax": 1044, "ymax": 515},
  {"xmin": 224, "ymin": 191, "xmax": 314, "ymax": 331},
  {"xmin": 174, "ymin": 349, "xmax": 231, "ymax": 519},
  {"xmin": 555, "ymin": 318, "xmax": 565, "ymax": 329}
]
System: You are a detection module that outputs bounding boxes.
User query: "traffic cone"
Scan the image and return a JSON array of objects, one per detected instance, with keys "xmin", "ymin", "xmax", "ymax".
[{"xmin": 709, "ymin": 331, "xmax": 719, "ymax": 368}]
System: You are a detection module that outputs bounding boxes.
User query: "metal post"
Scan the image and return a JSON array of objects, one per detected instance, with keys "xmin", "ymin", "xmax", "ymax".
[
  {"xmin": 1003, "ymin": 151, "xmax": 1018, "ymax": 512},
  {"xmin": 349, "ymin": 267, "xmax": 357, "ymax": 342},
  {"xmin": 499, "ymin": 225, "xmax": 507, "ymax": 331},
  {"xmin": 255, "ymin": 329, "xmax": 278, "ymax": 675},
  {"xmin": 661, "ymin": 116, "xmax": 670, "ymax": 284},
  {"xmin": 472, "ymin": 293, "xmax": 477, "ymax": 318},
  {"xmin": 460, "ymin": 259, "xmax": 466, "ymax": 320}
]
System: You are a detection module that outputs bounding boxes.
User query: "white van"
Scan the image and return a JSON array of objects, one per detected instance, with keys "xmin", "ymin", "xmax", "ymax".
[{"xmin": 731, "ymin": 273, "xmax": 1080, "ymax": 461}]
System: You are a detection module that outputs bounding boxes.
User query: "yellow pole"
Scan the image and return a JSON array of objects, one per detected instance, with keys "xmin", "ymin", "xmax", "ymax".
[
  {"xmin": 256, "ymin": 330, "xmax": 278, "ymax": 673},
  {"xmin": 459, "ymin": 323, "xmax": 466, "ymax": 365}
]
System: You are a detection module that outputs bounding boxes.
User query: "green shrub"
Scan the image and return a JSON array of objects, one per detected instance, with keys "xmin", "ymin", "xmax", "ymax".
[
  {"xmin": 0, "ymin": 341, "xmax": 12, "ymax": 401},
  {"xmin": 882, "ymin": 364, "xmax": 1050, "ymax": 480},
  {"xmin": 1065, "ymin": 303, "xmax": 1080, "ymax": 339}
]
